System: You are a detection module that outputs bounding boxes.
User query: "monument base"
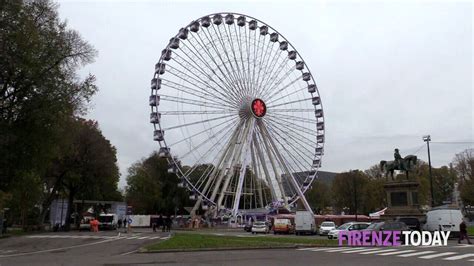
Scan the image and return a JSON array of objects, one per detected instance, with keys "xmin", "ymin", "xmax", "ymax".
[{"xmin": 381, "ymin": 180, "xmax": 424, "ymax": 220}]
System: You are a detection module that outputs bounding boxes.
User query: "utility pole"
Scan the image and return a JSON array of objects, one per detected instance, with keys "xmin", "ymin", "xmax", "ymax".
[
  {"xmin": 423, "ymin": 135, "xmax": 434, "ymax": 207},
  {"xmin": 353, "ymin": 170, "xmax": 358, "ymax": 221}
]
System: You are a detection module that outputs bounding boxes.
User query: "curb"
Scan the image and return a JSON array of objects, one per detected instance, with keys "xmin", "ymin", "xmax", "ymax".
[{"xmin": 139, "ymin": 244, "xmax": 338, "ymax": 253}]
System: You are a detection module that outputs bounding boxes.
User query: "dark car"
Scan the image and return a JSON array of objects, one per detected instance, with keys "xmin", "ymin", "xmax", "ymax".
[
  {"xmin": 396, "ymin": 217, "xmax": 420, "ymax": 231},
  {"xmin": 363, "ymin": 221, "xmax": 409, "ymax": 243},
  {"xmin": 244, "ymin": 223, "xmax": 252, "ymax": 232}
]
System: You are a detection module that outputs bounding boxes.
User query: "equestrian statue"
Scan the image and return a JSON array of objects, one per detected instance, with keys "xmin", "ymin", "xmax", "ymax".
[{"xmin": 380, "ymin": 148, "xmax": 417, "ymax": 180}]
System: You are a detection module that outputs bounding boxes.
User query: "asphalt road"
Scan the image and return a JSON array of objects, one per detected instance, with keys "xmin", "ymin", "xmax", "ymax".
[{"xmin": 0, "ymin": 229, "xmax": 473, "ymax": 265}]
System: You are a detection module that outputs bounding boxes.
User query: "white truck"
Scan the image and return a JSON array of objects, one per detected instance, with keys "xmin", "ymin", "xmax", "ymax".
[
  {"xmin": 423, "ymin": 208, "xmax": 464, "ymax": 236},
  {"xmin": 295, "ymin": 211, "xmax": 316, "ymax": 235}
]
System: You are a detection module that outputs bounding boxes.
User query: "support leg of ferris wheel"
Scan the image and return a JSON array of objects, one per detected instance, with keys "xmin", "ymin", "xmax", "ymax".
[
  {"xmin": 216, "ymin": 122, "xmax": 249, "ymax": 211},
  {"xmin": 252, "ymin": 134, "xmax": 278, "ymax": 202},
  {"xmin": 231, "ymin": 119, "xmax": 256, "ymax": 217},
  {"xmin": 190, "ymin": 123, "xmax": 242, "ymax": 216},
  {"xmin": 250, "ymin": 143, "xmax": 265, "ymax": 208},
  {"xmin": 259, "ymin": 121, "xmax": 314, "ymax": 215},
  {"xmin": 257, "ymin": 121, "xmax": 287, "ymax": 206}
]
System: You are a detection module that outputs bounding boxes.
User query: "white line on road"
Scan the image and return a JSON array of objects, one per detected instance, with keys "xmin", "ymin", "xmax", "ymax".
[
  {"xmin": 150, "ymin": 236, "xmax": 161, "ymax": 239},
  {"xmin": 0, "ymin": 238, "xmax": 121, "ymax": 258},
  {"xmin": 331, "ymin": 247, "xmax": 366, "ymax": 253},
  {"xmin": 324, "ymin": 247, "xmax": 354, "ymax": 252},
  {"xmin": 359, "ymin": 249, "xmax": 397, "ymax": 255},
  {"xmin": 125, "ymin": 236, "xmax": 139, "ymax": 239},
  {"xmin": 378, "ymin": 250, "xmax": 416, "ymax": 256},
  {"xmin": 119, "ymin": 250, "xmax": 138, "ymax": 256},
  {"xmin": 137, "ymin": 237, "xmax": 149, "ymax": 240},
  {"xmin": 418, "ymin": 252, "xmax": 457, "ymax": 259},
  {"xmin": 442, "ymin": 253, "xmax": 474, "ymax": 261},
  {"xmin": 398, "ymin": 251, "xmax": 436, "ymax": 257},
  {"xmin": 341, "ymin": 248, "xmax": 381, "ymax": 254}
]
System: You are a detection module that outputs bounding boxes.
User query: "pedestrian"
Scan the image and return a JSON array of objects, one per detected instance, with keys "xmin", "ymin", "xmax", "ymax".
[
  {"xmin": 123, "ymin": 218, "xmax": 127, "ymax": 228},
  {"xmin": 152, "ymin": 220, "xmax": 157, "ymax": 232},
  {"xmin": 459, "ymin": 220, "xmax": 472, "ymax": 244},
  {"xmin": 166, "ymin": 216, "xmax": 172, "ymax": 232},
  {"xmin": 117, "ymin": 218, "xmax": 122, "ymax": 229}
]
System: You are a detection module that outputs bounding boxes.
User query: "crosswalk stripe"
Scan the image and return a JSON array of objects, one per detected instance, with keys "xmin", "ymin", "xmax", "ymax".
[
  {"xmin": 306, "ymin": 247, "xmax": 343, "ymax": 252},
  {"xmin": 419, "ymin": 252, "xmax": 457, "ymax": 259},
  {"xmin": 324, "ymin": 247, "xmax": 355, "ymax": 252},
  {"xmin": 335, "ymin": 248, "xmax": 366, "ymax": 253},
  {"xmin": 359, "ymin": 248, "xmax": 397, "ymax": 255},
  {"xmin": 378, "ymin": 250, "xmax": 416, "ymax": 256},
  {"xmin": 137, "ymin": 236, "xmax": 148, "ymax": 239},
  {"xmin": 150, "ymin": 236, "xmax": 161, "ymax": 239},
  {"xmin": 398, "ymin": 251, "xmax": 436, "ymax": 257},
  {"xmin": 126, "ymin": 236, "xmax": 139, "ymax": 239},
  {"xmin": 442, "ymin": 253, "xmax": 474, "ymax": 261},
  {"xmin": 342, "ymin": 248, "xmax": 381, "ymax": 254}
]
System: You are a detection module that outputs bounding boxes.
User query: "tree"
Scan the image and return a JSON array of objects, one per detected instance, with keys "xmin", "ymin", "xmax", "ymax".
[
  {"xmin": 306, "ymin": 179, "xmax": 331, "ymax": 214},
  {"xmin": 0, "ymin": 0, "xmax": 97, "ymax": 227},
  {"xmin": 125, "ymin": 153, "xmax": 191, "ymax": 215},
  {"xmin": 453, "ymin": 149, "xmax": 474, "ymax": 182}
]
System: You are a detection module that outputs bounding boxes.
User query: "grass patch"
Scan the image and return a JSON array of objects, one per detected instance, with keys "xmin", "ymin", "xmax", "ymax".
[
  {"xmin": 145, "ymin": 233, "xmax": 337, "ymax": 251},
  {"xmin": 468, "ymin": 226, "xmax": 474, "ymax": 236}
]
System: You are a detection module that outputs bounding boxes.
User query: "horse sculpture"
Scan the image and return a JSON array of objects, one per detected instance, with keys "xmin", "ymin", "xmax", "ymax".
[{"xmin": 380, "ymin": 155, "xmax": 417, "ymax": 180}]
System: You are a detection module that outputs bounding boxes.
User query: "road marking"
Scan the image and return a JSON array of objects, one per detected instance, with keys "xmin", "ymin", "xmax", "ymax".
[
  {"xmin": 126, "ymin": 236, "xmax": 139, "ymax": 239},
  {"xmin": 359, "ymin": 248, "xmax": 397, "ymax": 254},
  {"xmin": 119, "ymin": 250, "xmax": 138, "ymax": 256},
  {"xmin": 150, "ymin": 236, "xmax": 161, "ymax": 239},
  {"xmin": 324, "ymin": 247, "xmax": 354, "ymax": 252},
  {"xmin": 0, "ymin": 238, "xmax": 120, "ymax": 258},
  {"xmin": 398, "ymin": 251, "xmax": 436, "ymax": 257},
  {"xmin": 332, "ymin": 247, "xmax": 365, "ymax": 253},
  {"xmin": 442, "ymin": 253, "xmax": 474, "ymax": 261},
  {"xmin": 297, "ymin": 247, "xmax": 339, "ymax": 251},
  {"xmin": 378, "ymin": 250, "xmax": 416, "ymax": 256},
  {"xmin": 137, "ymin": 236, "xmax": 149, "ymax": 239},
  {"xmin": 0, "ymin": 250, "xmax": 15, "ymax": 254},
  {"xmin": 342, "ymin": 248, "xmax": 381, "ymax": 253},
  {"xmin": 419, "ymin": 252, "xmax": 457, "ymax": 259},
  {"xmin": 454, "ymin": 244, "xmax": 474, "ymax": 248}
]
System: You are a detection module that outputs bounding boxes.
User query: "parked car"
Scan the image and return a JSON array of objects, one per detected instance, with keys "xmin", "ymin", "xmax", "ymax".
[
  {"xmin": 98, "ymin": 214, "xmax": 118, "ymax": 230},
  {"xmin": 396, "ymin": 217, "xmax": 421, "ymax": 231},
  {"xmin": 318, "ymin": 221, "xmax": 336, "ymax": 235},
  {"xmin": 244, "ymin": 223, "xmax": 252, "ymax": 232},
  {"xmin": 273, "ymin": 218, "xmax": 294, "ymax": 234},
  {"xmin": 251, "ymin": 221, "xmax": 269, "ymax": 234},
  {"xmin": 363, "ymin": 221, "xmax": 409, "ymax": 242},
  {"xmin": 295, "ymin": 211, "xmax": 316, "ymax": 235},
  {"xmin": 328, "ymin": 222, "xmax": 370, "ymax": 239},
  {"xmin": 79, "ymin": 216, "xmax": 93, "ymax": 231}
]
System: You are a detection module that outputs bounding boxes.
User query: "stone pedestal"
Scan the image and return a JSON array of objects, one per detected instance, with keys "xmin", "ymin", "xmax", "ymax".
[{"xmin": 382, "ymin": 181, "xmax": 424, "ymax": 220}]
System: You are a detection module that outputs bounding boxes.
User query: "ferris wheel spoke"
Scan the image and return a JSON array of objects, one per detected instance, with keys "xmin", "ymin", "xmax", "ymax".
[
  {"xmin": 266, "ymin": 82, "xmax": 307, "ymax": 105},
  {"xmin": 256, "ymin": 43, "xmax": 280, "ymax": 96},
  {"xmin": 171, "ymin": 52, "xmax": 241, "ymax": 106},
  {"xmin": 192, "ymin": 31, "xmax": 244, "ymax": 100},
  {"xmin": 257, "ymin": 50, "xmax": 286, "ymax": 97},
  {"xmin": 270, "ymin": 108, "xmax": 315, "ymax": 112},
  {"xmin": 259, "ymin": 61, "xmax": 296, "ymax": 98},
  {"xmin": 235, "ymin": 25, "xmax": 251, "ymax": 97},
  {"xmin": 162, "ymin": 113, "xmax": 235, "ymax": 131},
  {"xmin": 265, "ymin": 76, "xmax": 302, "ymax": 103},
  {"xmin": 267, "ymin": 115, "xmax": 317, "ymax": 136},
  {"xmin": 208, "ymin": 25, "xmax": 247, "ymax": 96},
  {"xmin": 159, "ymin": 94, "xmax": 234, "ymax": 110},
  {"xmin": 183, "ymin": 36, "xmax": 243, "ymax": 103},
  {"xmin": 270, "ymin": 113, "xmax": 318, "ymax": 124},
  {"xmin": 160, "ymin": 110, "xmax": 235, "ymax": 115},
  {"xmin": 166, "ymin": 65, "xmax": 240, "ymax": 108},
  {"xmin": 223, "ymin": 25, "xmax": 246, "ymax": 93},
  {"xmin": 252, "ymin": 134, "xmax": 278, "ymax": 201},
  {"xmin": 265, "ymin": 117, "xmax": 318, "ymax": 148},
  {"xmin": 179, "ymin": 118, "xmax": 239, "ymax": 161},
  {"xmin": 168, "ymin": 116, "xmax": 237, "ymax": 146},
  {"xmin": 267, "ymin": 97, "xmax": 312, "ymax": 108}
]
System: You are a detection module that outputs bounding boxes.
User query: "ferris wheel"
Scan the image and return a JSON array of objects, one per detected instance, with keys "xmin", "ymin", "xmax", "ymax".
[{"xmin": 149, "ymin": 13, "xmax": 325, "ymax": 217}]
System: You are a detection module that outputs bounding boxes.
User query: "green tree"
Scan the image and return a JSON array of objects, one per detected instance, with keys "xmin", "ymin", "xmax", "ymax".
[
  {"xmin": 0, "ymin": 0, "xmax": 97, "ymax": 227},
  {"xmin": 306, "ymin": 179, "xmax": 331, "ymax": 214}
]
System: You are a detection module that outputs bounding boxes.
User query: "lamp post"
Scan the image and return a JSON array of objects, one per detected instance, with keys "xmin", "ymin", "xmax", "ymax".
[{"xmin": 423, "ymin": 135, "xmax": 434, "ymax": 207}]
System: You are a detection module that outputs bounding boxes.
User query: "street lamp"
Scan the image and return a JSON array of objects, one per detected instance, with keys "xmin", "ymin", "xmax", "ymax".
[{"xmin": 423, "ymin": 135, "xmax": 434, "ymax": 207}]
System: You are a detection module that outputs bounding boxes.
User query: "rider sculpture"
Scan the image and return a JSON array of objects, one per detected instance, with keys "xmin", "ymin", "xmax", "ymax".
[{"xmin": 380, "ymin": 148, "xmax": 417, "ymax": 180}]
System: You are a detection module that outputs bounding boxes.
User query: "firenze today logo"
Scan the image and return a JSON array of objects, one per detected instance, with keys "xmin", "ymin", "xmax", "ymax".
[{"xmin": 338, "ymin": 231, "xmax": 450, "ymax": 246}]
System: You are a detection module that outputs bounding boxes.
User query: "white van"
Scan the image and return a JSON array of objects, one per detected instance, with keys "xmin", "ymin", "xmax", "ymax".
[
  {"xmin": 295, "ymin": 211, "xmax": 316, "ymax": 235},
  {"xmin": 98, "ymin": 214, "xmax": 118, "ymax": 230},
  {"xmin": 423, "ymin": 208, "xmax": 464, "ymax": 234}
]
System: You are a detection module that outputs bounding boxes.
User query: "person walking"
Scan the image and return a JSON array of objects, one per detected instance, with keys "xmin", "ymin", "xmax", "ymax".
[
  {"xmin": 459, "ymin": 220, "xmax": 472, "ymax": 244},
  {"xmin": 165, "ymin": 216, "xmax": 172, "ymax": 232},
  {"xmin": 157, "ymin": 215, "xmax": 163, "ymax": 232},
  {"xmin": 117, "ymin": 218, "xmax": 122, "ymax": 229}
]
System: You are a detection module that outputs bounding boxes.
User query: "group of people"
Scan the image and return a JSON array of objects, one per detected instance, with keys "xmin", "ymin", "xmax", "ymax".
[
  {"xmin": 152, "ymin": 215, "xmax": 172, "ymax": 232},
  {"xmin": 117, "ymin": 218, "xmax": 128, "ymax": 229}
]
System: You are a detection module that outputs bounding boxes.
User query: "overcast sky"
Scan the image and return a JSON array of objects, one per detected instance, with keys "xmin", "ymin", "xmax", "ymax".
[{"xmin": 58, "ymin": 1, "xmax": 472, "ymax": 188}]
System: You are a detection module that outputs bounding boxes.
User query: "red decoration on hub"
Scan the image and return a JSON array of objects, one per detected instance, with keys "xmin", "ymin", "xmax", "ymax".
[{"xmin": 251, "ymin": 98, "xmax": 266, "ymax": 118}]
